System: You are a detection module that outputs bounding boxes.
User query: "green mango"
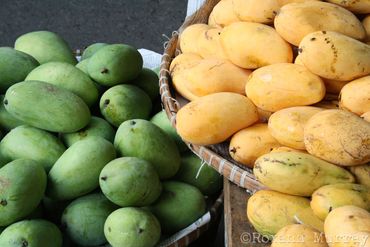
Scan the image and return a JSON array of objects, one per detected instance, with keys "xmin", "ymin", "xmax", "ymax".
[
  {"xmin": 61, "ymin": 116, "xmax": 115, "ymax": 147},
  {"xmin": 75, "ymin": 59, "xmax": 89, "ymax": 74},
  {"xmin": 0, "ymin": 125, "xmax": 66, "ymax": 171},
  {"xmin": 99, "ymin": 157, "xmax": 162, "ymax": 207},
  {"xmin": 4, "ymin": 81, "xmax": 91, "ymax": 133},
  {"xmin": 104, "ymin": 208, "xmax": 161, "ymax": 247},
  {"xmin": 87, "ymin": 44, "xmax": 142, "ymax": 86},
  {"xmin": 100, "ymin": 85, "xmax": 152, "ymax": 127},
  {"xmin": 175, "ymin": 152, "xmax": 222, "ymax": 196},
  {"xmin": 0, "ymin": 219, "xmax": 62, "ymax": 247},
  {"xmin": 26, "ymin": 62, "xmax": 98, "ymax": 107},
  {"xmin": 47, "ymin": 137, "xmax": 116, "ymax": 200},
  {"xmin": 61, "ymin": 193, "xmax": 118, "ymax": 246},
  {"xmin": 14, "ymin": 31, "xmax": 77, "ymax": 65},
  {"xmin": 149, "ymin": 181, "xmax": 206, "ymax": 234},
  {"xmin": 0, "ymin": 95, "xmax": 24, "ymax": 131},
  {"xmin": 130, "ymin": 68, "xmax": 159, "ymax": 100},
  {"xmin": 114, "ymin": 119, "xmax": 180, "ymax": 179},
  {"xmin": 0, "ymin": 159, "xmax": 47, "ymax": 226},
  {"xmin": 81, "ymin": 43, "xmax": 108, "ymax": 60},
  {"xmin": 150, "ymin": 111, "xmax": 188, "ymax": 153},
  {"xmin": 0, "ymin": 47, "xmax": 39, "ymax": 92}
]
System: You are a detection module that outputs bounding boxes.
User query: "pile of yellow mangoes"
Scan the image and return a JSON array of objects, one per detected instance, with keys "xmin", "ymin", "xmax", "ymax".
[{"xmin": 170, "ymin": 0, "xmax": 370, "ymax": 246}]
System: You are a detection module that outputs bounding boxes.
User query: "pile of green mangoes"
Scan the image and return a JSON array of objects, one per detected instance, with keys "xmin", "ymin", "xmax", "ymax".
[{"xmin": 0, "ymin": 31, "xmax": 222, "ymax": 247}]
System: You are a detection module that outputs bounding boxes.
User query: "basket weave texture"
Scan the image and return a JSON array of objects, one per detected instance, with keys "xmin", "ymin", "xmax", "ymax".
[{"xmin": 159, "ymin": 0, "xmax": 266, "ymax": 193}]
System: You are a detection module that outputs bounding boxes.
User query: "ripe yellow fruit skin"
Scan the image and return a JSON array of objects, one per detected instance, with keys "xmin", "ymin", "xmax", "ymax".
[
  {"xmin": 232, "ymin": 0, "xmax": 280, "ymax": 24},
  {"xmin": 176, "ymin": 92, "xmax": 258, "ymax": 145},
  {"xmin": 339, "ymin": 76, "xmax": 370, "ymax": 116}
]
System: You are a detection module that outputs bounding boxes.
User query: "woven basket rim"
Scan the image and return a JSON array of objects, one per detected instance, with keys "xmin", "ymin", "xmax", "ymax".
[{"xmin": 159, "ymin": 0, "xmax": 266, "ymax": 193}]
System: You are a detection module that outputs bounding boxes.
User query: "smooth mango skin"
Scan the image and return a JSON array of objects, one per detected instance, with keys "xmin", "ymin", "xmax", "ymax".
[
  {"xmin": 149, "ymin": 181, "xmax": 206, "ymax": 234},
  {"xmin": 114, "ymin": 119, "xmax": 180, "ymax": 179},
  {"xmin": 150, "ymin": 111, "xmax": 188, "ymax": 153},
  {"xmin": 220, "ymin": 22, "xmax": 293, "ymax": 69},
  {"xmin": 176, "ymin": 92, "xmax": 259, "ymax": 145},
  {"xmin": 247, "ymin": 190, "xmax": 324, "ymax": 239},
  {"xmin": 104, "ymin": 208, "xmax": 161, "ymax": 247},
  {"xmin": 274, "ymin": 1, "xmax": 366, "ymax": 46},
  {"xmin": 208, "ymin": 0, "xmax": 240, "ymax": 28},
  {"xmin": 304, "ymin": 109, "xmax": 370, "ymax": 166},
  {"xmin": 61, "ymin": 193, "xmax": 118, "ymax": 246},
  {"xmin": 271, "ymin": 224, "xmax": 328, "ymax": 247},
  {"xmin": 25, "ymin": 62, "xmax": 99, "ymax": 107},
  {"xmin": 14, "ymin": 31, "xmax": 77, "ymax": 65},
  {"xmin": 47, "ymin": 137, "xmax": 116, "ymax": 201},
  {"xmin": 87, "ymin": 44, "xmax": 143, "ymax": 86},
  {"xmin": 0, "ymin": 219, "xmax": 62, "ymax": 247},
  {"xmin": 349, "ymin": 165, "xmax": 370, "ymax": 187},
  {"xmin": 0, "ymin": 47, "xmax": 39, "ymax": 92},
  {"xmin": 0, "ymin": 125, "xmax": 66, "ymax": 171},
  {"xmin": 311, "ymin": 183, "xmax": 370, "ymax": 221},
  {"xmin": 254, "ymin": 151, "xmax": 355, "ymax": 196},
  {"xmin": 100, "ymin": 84, "xmax": 152, "ymax": 127},
  {"xmin": 180, "ymin": 24, "xmax": 211, "ymax": 54},
  {"xmin": 232, "ymin": 0, "xmax": 280, "ymax": 24},
  {"xmin": 0, "ymin": 95, "xmax": 24, "ymax": 131},
  {"xmin": 229, "ymin": 123, "xmax": 281, "ymax": 168},
  {"xmin": 75, "ymin": 58, "xmax": 89, "ymax": 74},
  {"xmin": 324, "ymin": 206, "xmax": 370, "ymax": 247},
  {"xmin": 0, "ymin": 159, "xmax": 47, "ymax": 226},
  {"xmin": 129, "ymin": 68, "xmax": 160, "ymax": 101},
  {"xmin": 299, "ymin": 31, "xmax": 370, "ymax": 81},
  {"xmin": 268, "ymin": 106, "xmax": 323, "ymax": 150},
  {"xmin": 197, "ymin": 28, "xmax": 229, "ymax": 59},
  {"xmin": 326, "ymin": 0, "xmax": 370, "ymax": 14},
  {"xmin": 246, "ymin": 63, "xmax": 325, "ymax": 112},
  {"xmin": 99, "ymin": 157, "xmax": 162, "ymax": 207},
  {"xmin": 339, "ymin": 76, "xmax": 370, "ymax": 116},
  {"xmin": 175, "ymin": 152, "xmax": 222, "ymax": 196},
  {"xmin": 81, "ymin": 42, "xmax": 108, "ymax": 60},
  {"xmin": 4, "ymin": 81, "xmax": 91, "ymax": 133},
  {"xmin": 61, "ymin": 116, "xmax": 115, "ymax": 147}
]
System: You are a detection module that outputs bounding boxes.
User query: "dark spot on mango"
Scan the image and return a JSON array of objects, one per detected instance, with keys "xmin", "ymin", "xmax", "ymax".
[
  {"xmin": 0, "ymin": 199, "xmax": 7, "ymax": 206},
  {"xmin": 329, "ymin": 206, "xmax": 333, "ymax": 212},
  {"xmin": 130, "ymin": 120, "xmax": 136, "ymax": 125},
  {"xmin": 103, "ymin": 99, "xmax": 110, "ymax": 107},
  {"xmin": 297, "ymin": 48, "xmax": 303, "ymax": 54},
  {"xmin": 230, "ymin": 147, "xmax": 237, "ymax": 154},
  {"xmin": 101, "ymin": 176, "xmax": 107, "ymax": 181},
  {"xmin": 21, "ymin": 239, "xmax": 28, "ymax": 247},
  {"xmin": 322, "ymin": 31, "xmax": 327, "ymax": 34},
  {"xmin": 3, "ymin": 99, "xmax": 8, "ymax": 105},
  {"xmin": 310, "ymin": 37, "xmax": 316, "ymax": 41},
  {"xmin": 108, "ymin": 227, "xmax": 112, "ymax": 232},
  {"xmin": 138, "ymin": 228, "xmax": 144, "ymax": 234},
  {"xmin": 348, "ymin": 215, "xmax": 354, "ymax": 219},
  {"xmin": 101, "ymin": 68, "xmax": 109, "ymax": 74}
]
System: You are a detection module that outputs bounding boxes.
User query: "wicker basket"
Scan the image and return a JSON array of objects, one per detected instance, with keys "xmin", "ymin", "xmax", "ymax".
[{"xmin": 159, "ymin": 0, "xmax": 266, "ymax": 193}]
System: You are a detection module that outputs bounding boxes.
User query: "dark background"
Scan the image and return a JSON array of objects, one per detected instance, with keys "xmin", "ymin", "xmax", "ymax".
[
  {"xmin": 0, "ymin": 0, "xmax": 187, "ymax": 53},
  {"xmin": 0, "ymin": 1, "xmax": 223, "ymax": 246}
]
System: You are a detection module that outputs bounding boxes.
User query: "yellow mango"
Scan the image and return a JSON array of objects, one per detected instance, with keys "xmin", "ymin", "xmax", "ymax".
[
  {"xmin": 272, "ymin": 224, "xmax": 328, "ymax": 247},
  {"xmin": 275, "ymin": 2, "xmax": 366, "ymax": 46},
  {"xmin": 170, "ymin": 53, "xmax": 202, "ymax": 101},
  {"xmin": 277, "ymin": 0, "xmax": 321, "ymax": 6},
  {"xmin": 339, "ymin": 76, "xmax": 370, "ymax": 115},
  {"xmin": 311, "ymin": 183, "xmax": 370, "ymax": 221},
  {"xmin": 304, "ymin": 109, "xmax": 370, "ymax": 166},
  {"xmin": 197, "ymin": 28, "xmax": 228, "ymax": 59},
  {"xmin": 208, "ymin": 0, "xmax": 240, "ymax": 28},
  {"xmin": 176, "ymin": 92, "xmax": 258, "ymax": 145},
  {"xmin": 232, "ymin": 0, "xmax": 280, "ymax": 24},
  {"xmin": 254, "ymin": 151, "xmax": 355, "ymax": 196},
  {"xmin": 364, "ymin": 15, "xmax": 370, "ymax": 41},
  {"xmin": 247, "ymin": 190, "xmax": 324, "ymax": 239},
  {"xmin": 245, "ymin": 63, "xmax": 325, "ymax": 112},
  {"xmin": 349, "ymin": 165, "xmax": 370, "ymax": 188},
  {"xmin": 184, "ymin": 58, "xmax": 251, "ymax": 97},
  {"xmin": 299, "ymin": 31, "xmax": 370, "ymax": 81},
  {"xmin": 324, "ymin": 206, "xmax": 370, "ymax": 247},
  {"xmin": 179, "ymin": 24, "xmax": 210, "ymax": 54},
  {"xmin": 270, "ymin": 146, "xmax": 308, "ymax": 153},
  {"xmin": 220, "ymin": 22, "xmax": 293, "ymax": 69},
  {"xmin": 229, "ymin": 123, "xmax": 280, "ymax": 167},
  {"xmin": 268, "ymin": 106, "xmax": 323, "ymax": 150},
  {"xmin": 326, "ymin": 0, "xmax": 370, "ymax": 14}
]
